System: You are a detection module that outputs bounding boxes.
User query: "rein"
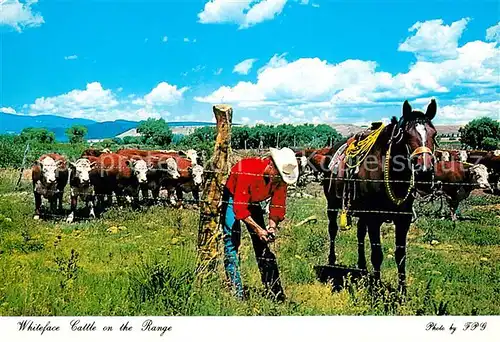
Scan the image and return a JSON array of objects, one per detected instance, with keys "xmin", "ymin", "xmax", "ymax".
[
  {"xmin": 384, "ymin": 121, "xmax": 435, "ymax": 206},
  {"xmin": 384, "ymin": 143, "xmax": 415, "ymax": 206}
]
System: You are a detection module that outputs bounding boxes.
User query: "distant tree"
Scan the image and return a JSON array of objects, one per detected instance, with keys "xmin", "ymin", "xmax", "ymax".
[
  {"xmin": 17, "ymin": 127, "xmax": 55, "ymax": 144},
  {"xmin": 136, "ymin": 118, "xmax": 173, "ymax": 147},
  {"xmin": 482, "ymin": 137, "xmax": 499, "ymax": 150},
  {"xmin": 122, "ymin": 136, "xmax": 141, "ymax": 145},
  {"xmin": 66, "ymin": 125, "xmax": 88, "ymax": 144},
  {"xmin": 459, "ymin": 117, "xmax": 499, "ymax": 150},
  {"xmin": 112, "ymin": 137, "xmax": 123, "ymax": 145}
]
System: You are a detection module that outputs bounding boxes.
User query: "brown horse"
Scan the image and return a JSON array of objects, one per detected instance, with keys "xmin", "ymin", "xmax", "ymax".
[{"xmin": 324, "ymin": 99, "xmax": 438, "ymax": 293}]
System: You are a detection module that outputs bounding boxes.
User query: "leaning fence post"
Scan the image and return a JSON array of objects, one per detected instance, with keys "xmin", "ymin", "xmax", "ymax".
[
  {"xmin": 15, "ymin": 142, "xmax": 30, "ymax": 189},
  {"xmin": 196, "ymin": 104, "xmax": 233, "ymax": 274}
]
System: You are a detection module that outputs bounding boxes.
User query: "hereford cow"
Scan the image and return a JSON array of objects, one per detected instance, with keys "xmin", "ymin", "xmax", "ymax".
[
  {"xmin": 138, "ymin": 153, "xmax": 181, "ymax": 204},
  {"xmin": 66, "ymin": 158, "xmax": 96, "ymax": 223},
  {"xmin": 425, "ymin": 161, "xmax": 491, "ymax": 220},
  {"xmin": 162, "ymin": 156, "xmax": 204, "ymax": 207},
  {"xmin": 471, "ymin": 150, "xmax": 500, "ymax": 194},
  {"xmin": 89, "ymin": 153, "xmax": 150, "ymax": 210},
  {"xmin": 32, "ymin": 153, "xmax": 69, "ymax": 220},
  {"xmin": 81, "ymin": 148, "xmax": 111, "ymax": 158}
]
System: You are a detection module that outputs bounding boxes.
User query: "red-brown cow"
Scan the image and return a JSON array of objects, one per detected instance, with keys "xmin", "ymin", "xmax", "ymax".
[
  {"xmin": 161, "ymin": 155, "xmax": 203, "ymax": 207},
  {"xmin": 472, "ymin": 150, "xmax": 500, "ymax": 193},
  {"xmin": 420, "ymin": 161, "xmax": 491, "ymax": 220},
  {"xmin": 81, "ymin": 148, "xmax": 111, "ymax": 158},
  {"xmin": 89, "ymin": 153, "xmax": 149, "ymax": 210},
  {"xmin": 32, "ymin": 153, "xmax": 69, "ymax": 220}
]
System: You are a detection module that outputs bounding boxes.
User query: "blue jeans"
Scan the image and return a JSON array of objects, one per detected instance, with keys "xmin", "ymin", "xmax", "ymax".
[{"xmin": 221, "ymin": 189, "xmax": 284, "ymax": 300}]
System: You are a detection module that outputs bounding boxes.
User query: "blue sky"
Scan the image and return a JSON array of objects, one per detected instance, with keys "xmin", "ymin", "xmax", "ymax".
[{"xmin": 1, "ymin": 0, "xmax": 499, "ymax": 125}]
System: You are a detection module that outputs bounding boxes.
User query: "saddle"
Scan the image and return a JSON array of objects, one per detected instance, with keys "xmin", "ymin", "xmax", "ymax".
[{"xmin": 328, "ymin": 122, "xmax": 385, "ymax": 228}]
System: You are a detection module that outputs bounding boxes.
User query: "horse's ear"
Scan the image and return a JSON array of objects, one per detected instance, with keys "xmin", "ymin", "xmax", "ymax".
[
  {"xmin": 426, "ymin": 99, "xmax": 437, "ymax": 120},
  {"xmin": 402, "ymin": 100, "xmax": 412, "ymax": 120}
]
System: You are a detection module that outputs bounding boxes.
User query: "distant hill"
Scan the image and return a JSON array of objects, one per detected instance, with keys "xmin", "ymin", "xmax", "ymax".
[
  {"xmin": 0, "ymin": 112, "xmax": 95, "ymax": 135},
  {"xmin": 0, "ymin": 112, "xmax": 218, "ymax": 141}
]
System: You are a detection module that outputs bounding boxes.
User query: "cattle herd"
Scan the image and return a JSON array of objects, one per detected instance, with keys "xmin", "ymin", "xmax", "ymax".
[
  {"xmin": 32, "ymin": 148, "xmax": 204, "ymax": 222},
  {"xmin": 30, "ymin": 143, "xmax": 499, "ymax": 223}
]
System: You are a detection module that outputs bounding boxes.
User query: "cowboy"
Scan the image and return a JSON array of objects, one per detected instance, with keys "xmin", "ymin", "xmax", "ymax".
[{"xmin": 221, "ymin": 147, "xmax": 299, "ymax": 301}]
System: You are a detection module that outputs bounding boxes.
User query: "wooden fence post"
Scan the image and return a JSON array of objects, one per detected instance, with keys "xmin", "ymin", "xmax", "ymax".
[
  {"xmin": 16, "ymin": 142, "xmax": 30, "ymax": 189},
  {"xmin": 196, "ymin": 104, "xmax": 233, "ymax": 274}
]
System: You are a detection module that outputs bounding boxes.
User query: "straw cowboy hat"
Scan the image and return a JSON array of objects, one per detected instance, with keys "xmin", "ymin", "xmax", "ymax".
[{"xmin": 270, "ymin": 147, "xmax": 299, "ymax": 185}]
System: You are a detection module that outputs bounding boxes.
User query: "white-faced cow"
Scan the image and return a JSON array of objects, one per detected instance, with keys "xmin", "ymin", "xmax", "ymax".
[
  {"xmin": 67, "ymin": 158, "xmax": 96, "ymax": 223},
  {"xmin": 89, "ymin": 153, "xmax": 151, "ymax": 211},
  {"xmin": 32, "ymin": 153, "xmax": 69, "ymax": 220},
  {"xmin": 430, "ymin": 161, "xmax": 491, "ymax": 220},
  {"xmin": 163, "ymin": 157, "xmax": 204, "ymax": 207}
]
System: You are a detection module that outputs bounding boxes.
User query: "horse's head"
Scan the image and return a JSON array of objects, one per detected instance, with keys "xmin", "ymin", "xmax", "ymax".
[{"xmin": 400, "ymin": 99, "xmax": 437, "ymax": 176}]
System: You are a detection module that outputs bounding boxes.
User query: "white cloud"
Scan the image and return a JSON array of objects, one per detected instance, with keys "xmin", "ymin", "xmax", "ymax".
[
  {"xmin": 398, "ymin": 18, "xmax": 469, "ymax": 61},
  {"xmin": 1, "ymin": 106, "xmax": 16, "ymax": 114},
  {"xmin": 197, "ymin": 18, "xmax": 499, "ymax": 120},
  {"xmin": 183, "ymin": 37, "xmax": 190, "ymax": 42},
  {"xmin": 192, "ymin": 65, "xmax": 206, "ymax": 73},
  {"xmin": 162, "ymin": 36, "xmax": 168, "ymax": 42},
  {"xmin": 241, "ymin": 116, "xmax": 251, "ymax": 124},
  {"xmin": 24, "ymin": 82, "xmax": 175, "ymax": 121},
  {"xmin": 198, "ymin": 0, "xmax": 288, "ymax": 29},
  {"xmin": 64, "ymin": 55, "xmax": 78, "ymax": 60},
  {"xmin": 0, "ymin": 0, "xmax": 44, "ymax": 32},
  {"xmin": 486, "ymin": 22, "xmax": 500, "ymax": 42},
  {"xmin": 30, "ymin": 82, "xmax": 119, "ymax": 114},
  {"xmin": 214, "ymin": 68, "xmax": 223, "ymax": 75},
  {"xmin": 233, "ymin": 58, "xmax": 257, "ymax": 75},
  {"xmin": 133, "ymin": 82, "xmax": 188, "ymax": 106},
  {"xmin": 439, "ymin": 100, "xmax": 500, "ymax": 124}
]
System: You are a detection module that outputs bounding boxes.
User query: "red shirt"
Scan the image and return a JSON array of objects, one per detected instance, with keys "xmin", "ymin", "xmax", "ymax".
[{"xmin": 225, "ymin": 157, "xmax": 288, "ymax": 222}]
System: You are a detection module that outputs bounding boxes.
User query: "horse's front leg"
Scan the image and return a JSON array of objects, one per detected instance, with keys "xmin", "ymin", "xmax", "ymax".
[
  {"xmin": 367, "ymin": 217, "xmax": 383, "ymax": 282},
  {"xmin": 357, "ymin": 216, "xmax": 368, "ymax": 270},
  {"xmin": 394, "ymin": 215, "xmax": 411, "ymax": 295},
  {"xmin": 327, "ymin": 204, "xmax": 339, "ymax": 266}
]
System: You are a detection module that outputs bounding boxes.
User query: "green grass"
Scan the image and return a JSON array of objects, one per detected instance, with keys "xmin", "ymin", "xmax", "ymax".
[{"xmin": 0, "ymin": 171, "xmax": 499, "ymax": 315}]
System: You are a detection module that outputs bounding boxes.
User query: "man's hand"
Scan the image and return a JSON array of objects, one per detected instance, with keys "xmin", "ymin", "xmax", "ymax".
[
  {"xmin": 267, "ymin": 218, "xmax": 279, "ymax": 241},
  {"xmin": 243, "ymin": 216, "xmax": 269, "ymax": 243},
  {"xmin": 255, "ymin": 228, "xmax": 269, "ymax": 243}
]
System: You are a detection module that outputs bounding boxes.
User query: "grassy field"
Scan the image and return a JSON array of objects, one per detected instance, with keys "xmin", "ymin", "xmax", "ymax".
[{"xmin": 0, "ymin": 168, "xmax": 499, "ymax": 316}]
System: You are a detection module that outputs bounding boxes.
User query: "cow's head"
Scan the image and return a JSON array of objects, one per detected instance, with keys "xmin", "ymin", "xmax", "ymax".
[
  {"xmin": 127, "ymin": 159, "xmax": 149, "ymax": 184},
  {"xmin": 71, "ymin": 158, "xmax": 94, "ymax": 184},
  {"xmin": 40, "ymin": 157, "xmax": 62, "ymax": 184},
  {"xmin": 469, "ymin": 164, "xmax": 490, "ymax": 189},
  {"xmin": 441, "ymin": 151, "xmax": 450, "ymax": 162},
  {"xmin": 493, "ymin": 150, "xmax": 500, "ymax": 157},
  {"xmin": 185, "ymin": 149, "xmax": 199, "ymax": 165},
  {"xmin": 189, "ymin": 164, "xmax": 204, "ymax": 186},
  {"xmin": 165, "ymin": 157, "xmax": 180, "ymax": 179},
  {"xmin": 458, "ymin": 150, "xmax": 468, "ymax": 162}
]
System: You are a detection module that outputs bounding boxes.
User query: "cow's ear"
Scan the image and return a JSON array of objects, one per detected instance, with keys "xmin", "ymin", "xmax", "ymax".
[
  {"xmin": 402, "ymin": 100, "xmax": 412, "ymax": 120},
  {"xmin": 90, "ymin": 161, "xmax": 96, "ymax": 168},
  {"xmin": 125, "ymin": 160, "xmax": 131, "ymax": 167},
  {"xmin": 426, "ymin": 99, "xmax": 437, "ymax": 120},
  {"xmin": 148, "ymin": 162, "xmax": 154, "ymax": 169}
]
